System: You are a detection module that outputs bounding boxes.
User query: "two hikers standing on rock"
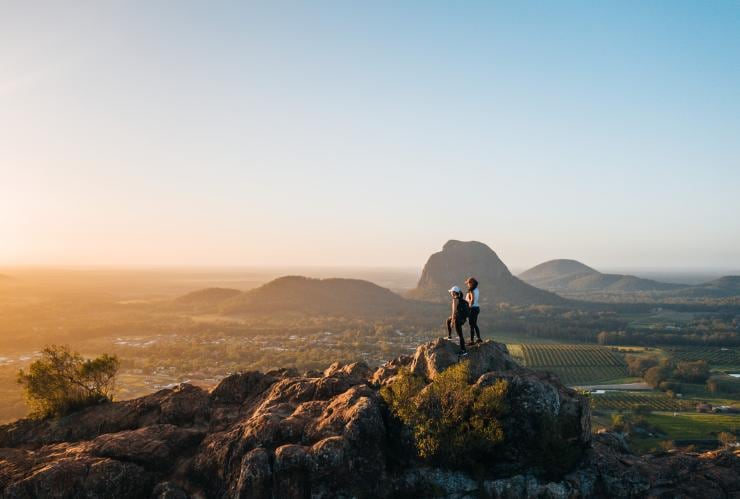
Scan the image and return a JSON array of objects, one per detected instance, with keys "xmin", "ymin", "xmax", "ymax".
[{"xmin": 446, "ymin": 277, "xmax": 483, "ymax": 355}]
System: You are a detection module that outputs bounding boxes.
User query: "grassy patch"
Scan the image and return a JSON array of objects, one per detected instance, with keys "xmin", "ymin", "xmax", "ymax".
[{"xmin": 630, "ymin": 413, "xmax": 740, "ymax": 453}]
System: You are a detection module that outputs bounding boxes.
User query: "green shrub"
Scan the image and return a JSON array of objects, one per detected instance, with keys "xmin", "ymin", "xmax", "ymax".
[
  {"xmin": 381, "ymin": 361, "xmax": 508, "ymax": 468},
  {"xmin": 673, "ymin": 360, "xmax": 710, "ymax": 383},
  {"xmin": 17, "ymin": 345, "xmax": 120, "ymax": 418},
  {"xmin": 707, "ymin": 375, "xmax": 740, "ymax": 395},
  {"xmin": 625, "ymin": 354, "xmax": 659, "ymax": 376},
  {"xmin": 643, "ymin": 365, "xmax": 673, "ymax": 388}
]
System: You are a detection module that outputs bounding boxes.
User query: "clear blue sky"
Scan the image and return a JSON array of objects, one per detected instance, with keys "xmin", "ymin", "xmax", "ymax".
[{"xmin": 1, "ymin": 1, "xmax": 739, "ymax": 269}]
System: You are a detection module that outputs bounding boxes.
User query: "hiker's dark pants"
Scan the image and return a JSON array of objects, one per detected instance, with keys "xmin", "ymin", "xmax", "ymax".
[
  {"xmin": 469, "ymin": 306, "xmax": 481, "ymax": 341},
  {"xmin": 446, "ymin": 317, "xmax": 466, "ymax": 350}
]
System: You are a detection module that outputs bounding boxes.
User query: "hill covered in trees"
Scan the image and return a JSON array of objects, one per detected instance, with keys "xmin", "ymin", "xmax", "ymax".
[
  {"xmin": 519, "ymin": 259, "xmax": 684, "ymax": 293},
  {"xmin": 659, "ymin": 275, "xmax": 740, "ymax": 299},
  {"xmin": 176, "ymin": 276, "xmax": 427, "ymax": 316},
  {"xmin": 520, "ymin": 260, "xmax": 740, "ymax": 302}
]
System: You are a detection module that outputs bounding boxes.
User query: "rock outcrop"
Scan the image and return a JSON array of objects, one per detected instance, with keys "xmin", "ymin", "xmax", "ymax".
[
  {"xmin": 1, "ymin": 340, "xmax": 737, "ymax": 498},
  {"xmin": 409, "ymin": 240, "xmax": 567, "ymax": 305}
]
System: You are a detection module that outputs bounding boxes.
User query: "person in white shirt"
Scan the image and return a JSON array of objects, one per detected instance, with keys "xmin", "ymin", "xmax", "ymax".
[{"xmin": 465, "ymin": 277, "xmax": 482, "ymax": 344}]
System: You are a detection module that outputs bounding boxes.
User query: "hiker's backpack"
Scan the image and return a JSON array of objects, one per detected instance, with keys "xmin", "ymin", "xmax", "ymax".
[{"xmin": 456, "ymin": 298, "xmax": 470, "ymax": 321}]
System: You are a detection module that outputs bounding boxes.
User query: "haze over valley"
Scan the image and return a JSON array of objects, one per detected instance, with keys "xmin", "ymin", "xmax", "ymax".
[{"xmin": 2, "ymin": 241, "xmax": 739, "ymax": 432}]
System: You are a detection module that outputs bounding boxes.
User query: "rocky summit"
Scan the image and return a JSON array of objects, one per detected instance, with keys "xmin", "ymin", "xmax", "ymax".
[{"xmin": 1, "ymin": 340, "xmax": 738, "ymax": 499}]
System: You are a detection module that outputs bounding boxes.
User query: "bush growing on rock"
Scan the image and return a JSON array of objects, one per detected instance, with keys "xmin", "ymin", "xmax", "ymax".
[
  {"xmin": 381, "ymin": 361, "xmax": 508, "ymax": 468},
  {"xmin": 17, "ymin": 345, "xmax": 119, "ymax": 418}
]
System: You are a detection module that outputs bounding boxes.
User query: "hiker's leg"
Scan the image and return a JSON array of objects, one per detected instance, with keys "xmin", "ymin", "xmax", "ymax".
[
  {"xmin": 456, "ymin": 321, "xmax": 465, "ymax": 350},
  {"xmin": 446, "ymin": 317, "xmax": 453, "ymax": 338},
  {"xmin": 476, "ymin": 308, "xmax": 482, "ymax": 339},
  {"xmin": 470, "ymin": 307, "xmax": 481, "ymax": 340}
]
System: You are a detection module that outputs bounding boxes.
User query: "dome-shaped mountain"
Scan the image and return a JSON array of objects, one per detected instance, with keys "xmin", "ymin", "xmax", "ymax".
[
  {"xmin": 221, "ymin": 276, "xmax": 411, "ymax": 316},
  {"xmin": 408, "ymin": 240, "xmax": 566, "ymax": 305},
  {"xmin": 519, "ymin": 259, "xmax": 597, "ymax": 289},
  {"xmin": 520, "ymin": 259, "xmax": 684, "ymax": 294}
]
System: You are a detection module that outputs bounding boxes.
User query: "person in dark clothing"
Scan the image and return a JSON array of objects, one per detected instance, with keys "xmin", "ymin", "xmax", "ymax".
[
  {"xmin": 465, "ymin": 277, "xmax": 482, "ymax": 344},
  {"xmin": 446, "ymin": 286, "xmax": 468, "ymax": 356}
]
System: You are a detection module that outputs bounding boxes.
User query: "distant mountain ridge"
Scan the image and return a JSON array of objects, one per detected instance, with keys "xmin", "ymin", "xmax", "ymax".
[
  {"xmin": 175, "ymin": 287, "xmax": 241, "ymax": 304},
  {"xmin": 520, "ymin": 259, "xmax": 740, "ymax": 300},
  {"xmin": 659, "ymin": 275, "xmax": 740, "ymax": 299},
  {"xmin": 408, "ymin": 240, "xmax": 566, "ymax": 305},
  {"xmin": 176, "ymin": 276, "xmax": 418, "ymax": 316},
  {"xmin": 176, "ymin": 241, "xmax": 568, "ymax": 314},
  {"xmin": 519, "ymin": 259, "xmax": 684, "ymax": 293}
]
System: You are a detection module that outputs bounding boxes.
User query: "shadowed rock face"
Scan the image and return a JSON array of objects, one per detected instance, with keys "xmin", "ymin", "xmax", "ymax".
[
  {"xmin": 1, "ymin": 340, "xmax": 737, "ymax": 498},
  {"xmin": 409, "ymin": 240, "xmax": 567, "ymax": 305}
]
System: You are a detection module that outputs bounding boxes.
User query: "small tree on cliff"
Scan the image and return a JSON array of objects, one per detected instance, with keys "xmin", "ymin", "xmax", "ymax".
[
  {"xmin": 17, "ymin": 345, "xmax": 120, "ymax": 418},
  {"xmin": 381, "ymin": 361, "xmax": 508, "ymax": 468}
]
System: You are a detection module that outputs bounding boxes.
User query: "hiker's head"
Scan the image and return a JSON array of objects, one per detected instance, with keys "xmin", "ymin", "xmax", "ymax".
[
  {"xmin": 448, "ymin": 285, "xmax": 461, "ymax": 297},
  {"xmin": 466, "ymin": 277, "xmax": 478, "ymax": 290}
]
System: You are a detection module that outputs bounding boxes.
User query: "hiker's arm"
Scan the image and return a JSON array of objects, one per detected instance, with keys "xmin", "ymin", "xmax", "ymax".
[{"xmin": 451, "ymin": 298, "xmax": 458, "ymax": 322}]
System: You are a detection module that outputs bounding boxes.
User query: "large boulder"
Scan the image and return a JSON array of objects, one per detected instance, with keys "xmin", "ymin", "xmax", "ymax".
[{"xmin": 405, "ymin": 338, "xmax": 518, "ymax": 381}]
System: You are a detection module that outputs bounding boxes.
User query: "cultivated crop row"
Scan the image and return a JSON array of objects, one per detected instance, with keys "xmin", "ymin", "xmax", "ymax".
[
  {"xmin": 509, "ymin": 344, "xmax": 628, "ymax": 384},
  {"xmin": 665, "ymin": 347, "xmax": 740, "ymax": 367},
  {"xmin": 518, "ymin": 344, "xmax": 624, "ymax": 367},
  {"xmin": 590, "ymin": 391, "xmax": 688, "ymax": 412}
]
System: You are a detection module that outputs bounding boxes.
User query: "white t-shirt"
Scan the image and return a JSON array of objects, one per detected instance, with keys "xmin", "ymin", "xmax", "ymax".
[{"xmin": 468, "ymin": 288, "xmax": 480, "ymax": 307}]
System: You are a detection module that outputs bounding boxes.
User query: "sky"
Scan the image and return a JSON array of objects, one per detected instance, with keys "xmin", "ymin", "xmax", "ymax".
[{"xmin": 2, "ymin": 1, "xmax": 739, "ymax": 270}]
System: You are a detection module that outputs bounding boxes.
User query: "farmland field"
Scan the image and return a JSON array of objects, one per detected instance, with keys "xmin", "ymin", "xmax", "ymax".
[
  {"xmin": 508, "ymin": 344, "xmax": 627, "ymax": 384},
  {"xmin": 643, "ymin": 413, "xmax": 740, "ymax": 438},
  {"xmin": 662, "ymin": 347, "xmax": 740, "ymax": 368},
  {"xmin": 590, "ymin": 391, "xmax": 688, "ymax": 412},
  {"xmin": 629, "ymin": 413, "xmax": 740, "ymax": 453}
]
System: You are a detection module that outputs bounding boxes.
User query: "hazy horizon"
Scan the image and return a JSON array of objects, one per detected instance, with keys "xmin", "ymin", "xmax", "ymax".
[
  {"xmin": 2, "ymin": 261, "xmax": 737, "ymax": 288},
  {"xmin": 3, "ymin": 2, "xmax": 739, "ymax": 269}
]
